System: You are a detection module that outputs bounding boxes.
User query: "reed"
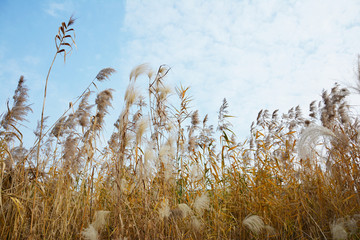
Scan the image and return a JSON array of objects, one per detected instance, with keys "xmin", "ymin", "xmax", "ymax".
[{"xmin": 0, "ymin": 16, "xmax": 359, "ymax": 239}]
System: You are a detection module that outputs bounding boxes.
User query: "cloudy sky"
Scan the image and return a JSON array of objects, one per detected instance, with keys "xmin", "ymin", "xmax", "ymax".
[{"xmin": 1, "ymin": 0, "xmax": 360, "ymax": 146}]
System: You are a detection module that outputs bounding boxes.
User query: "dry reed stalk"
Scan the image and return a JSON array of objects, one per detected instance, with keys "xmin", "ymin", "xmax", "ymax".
[
  {"xmin": 31, "ymin": 16, "xmax": 76, "ymax": 236},
  {"xmin": 2, "ymin": 15, "xmax": 360, "ymax": 239}
]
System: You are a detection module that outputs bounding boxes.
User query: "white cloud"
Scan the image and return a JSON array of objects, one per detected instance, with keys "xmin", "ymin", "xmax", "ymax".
[
  {"xmin": 23, "ymin": 55, "xmax": 41, "ymax": 66},
  {"xmin": 44, "ymin": 1, "xmax": 72, "ymax": 17},
  {"xmin": 120, "ymin": 0, "xmax": 360, "ymax": 138}
]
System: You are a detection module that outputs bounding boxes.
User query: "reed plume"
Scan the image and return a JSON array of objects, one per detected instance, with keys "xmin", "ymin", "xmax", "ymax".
[
  {"xmin": 2, "ymin": 15, "xmax": 360, "ymax": 240},
  {"xmin": 242, "ymin": 215, "xmax": 265, "ymax": 235},
  {"xmin": 1, "ymin": 76, "xmax": 32, "ymax": 141}
]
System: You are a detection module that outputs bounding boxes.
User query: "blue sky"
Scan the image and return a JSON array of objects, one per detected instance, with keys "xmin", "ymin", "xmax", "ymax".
[{"xmin": 1, "ymin": 0, "xmax": 360, "ymax": 146}]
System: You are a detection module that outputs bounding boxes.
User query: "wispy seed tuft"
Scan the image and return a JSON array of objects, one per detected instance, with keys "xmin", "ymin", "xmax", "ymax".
[
  {"xmin": 130, "ymin": 63, "xmax": 150, "ymax": 81},
  {"xmin": 193, "ymin": 192, "xmax": 210, "ymax": 216},
  {"xmin": 81, "ymin": 225, "xmax": 99, "ymax": 240},
  {"xmin": 158, "ymin": 198, "xmax": 171, "ymax": 219},
  {"xmin": 242, "ymin": 215, "xmax": 265, "ymax": 235},
  {"xmin": 96, "ymin": 68, "xmax": 116, "ymax": 82}
]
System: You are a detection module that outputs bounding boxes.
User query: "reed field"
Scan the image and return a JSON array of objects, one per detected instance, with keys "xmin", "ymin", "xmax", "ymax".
[{"xmin": 1, "ymin": 16, "xmax": 359, "ymax": 240}]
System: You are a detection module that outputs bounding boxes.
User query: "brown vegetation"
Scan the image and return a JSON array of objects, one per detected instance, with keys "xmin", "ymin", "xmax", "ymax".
[{"xmin": 0, "ymin": 16, "xmax": 359, "ymax": 240}]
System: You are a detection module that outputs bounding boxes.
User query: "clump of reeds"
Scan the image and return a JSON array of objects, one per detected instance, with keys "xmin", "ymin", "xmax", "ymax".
[
  {"xmin": 1, "ymin": 15, "xmax": 360, "ymax": 240},
  {"xmin": 0, "ymin": 76, "xmax": 32, "ymax": 143}
]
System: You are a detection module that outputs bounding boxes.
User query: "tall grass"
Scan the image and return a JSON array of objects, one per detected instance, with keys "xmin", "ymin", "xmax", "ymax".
[{"xmin": 0, "ymin": 16, "xmax": 359, "ymax": 240}]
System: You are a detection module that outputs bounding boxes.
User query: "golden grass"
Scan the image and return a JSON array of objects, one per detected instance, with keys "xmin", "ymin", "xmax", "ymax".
[{"xmin": 0, "ymin": 16, "xmax": 359, "ymax": 240}]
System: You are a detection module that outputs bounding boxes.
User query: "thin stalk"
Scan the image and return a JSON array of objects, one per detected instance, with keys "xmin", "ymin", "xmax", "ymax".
[
  {"xmin": 30, "ymin": 51, "xmax": 58, "ymax": 237},
  {"xmin": 37, "ymin": 52, "xmax": 58, "ymax": 163}
]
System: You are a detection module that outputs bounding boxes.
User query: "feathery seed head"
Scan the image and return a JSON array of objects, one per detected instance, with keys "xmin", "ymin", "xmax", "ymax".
[
  {"xmin": 159, "ymin": 145, "xmax": 172, "ymax": 163},
  {"xmin": 344, "ymin": 217, "xmax": 357, "ymax": 234},
  {"xmin": 177, "ymin": 203, "xmax": 193, "ymax": 218},
  {"xmin": 67, "ymin": 15, "xmax": 76, "ymax": 26},
  {"xmin": 309, "ymin": 100, "xmax": 317, "ymax": 118},
  {"xmin": 132, "ymin": 109, "xmax": 142, "ymax": 123},
  {"xmin": 170, "ymin": 207, "xmax": 183, "ymax": 219},
  {"xmin": 147, "ymin": 69, "xmax": 154, "ymax": 79},
  {"xmin": 158, "ymin": 144, "xmax": 175, "ymax": 180},
  {"xmin": 96, "ymin": 68, "xmax": 115, "ymax": 82},
  {"xmin": 298, "ymin": 125, "xmax": 337, "ymax": 160},
  {"xmin": 191, "ymin": 216, "xmax": 202, "ymax": 231},
  {"xmin": 271, "ymin": 109, "xmax": 279, "ymax": 121},
  {"xmin": 331, "ymin": 216, "xmax": 359, "ymax": 237},
  {"xmin": 64, "ymin": 113, "xmax": 77, "ymax": 130},
  {"xmin": 339, "ymin": 103, "xmax": 350, "ymax": 125},
  {"xmin": 62, "ymin": 135, "xmax": 78, "ymax": 170},
  {"xmin": 76, "ymin": 91, "xmax": 93, "ymax": 127},
  {"xmin": 124, "ymin": 84, "xmax": 138, "ymax": 106},
  {"xmin": 158, "ymin": 198, "xmax": 171, "ymax": 219},
  {"xmin": 81, "ymin": 225, "xmax": 99, "ymax": 240},
  {"xmin": 158, "ymin": 65, "xmax": 169, "ymax": 75},
  {"xmin": 9, "ymin": 146, "xmax": 27, "ymax": 166},
  {"xmin": 51, "ymin": 116, "xmax": 66, "ymax": 137},
  {"xmin": 93, "ymin": 112, "xmax": 106, "ymax": 132},
  {"xmin": 95, "ymin": 89, "xmax": 113, "ymax": 113},
  {"xmin": 189, "ymin": 163, "xmax": 203, "ymax": 182},
  {"xmin": 242, "ymin": 215, "xmax": 265, "ymax": 235},
  {"xmin": 130, "ymin": 63, "xmax": 150, "ymax": 81},
  {"xmin": 79, "ymin": 114, "xmax": 90, "ymax": 128},
  {"xmin": 1, "ymin": 76, "xmax": 32, "ymax": 131},
  {"xmin": 92, "ymin": 211, "xmax": 110, "ymax": 231},
  {"xmin": 144, "ymin": 146, "xmax": 155, "ymax": 163},
  {"xmin": 164, "ymin": 160, "xmax": 174, "ymax": 181},
  {"xmin": 330, "ymin": 221, "xmax": 348, "ymax": 240},
  {"xmin": 203, "ymin": 114, "xmax": 208, "ymax": 125},
  {"xmin": 191, "ymin": 110, "xmax": 200, "ymax": 127},
  {"xmin": 158, "ymin": 85, "xmax": 172, "ymax": 100},
  {"xmin": 136, "ymin": 117, "xmax": 148, "ymax": 144},
  {"xmin": 193, "ymin": 192, "xmax": 210, "ymax": 216}
]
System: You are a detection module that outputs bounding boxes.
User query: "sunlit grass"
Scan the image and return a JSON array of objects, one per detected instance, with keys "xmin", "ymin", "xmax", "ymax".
[{"xmin": 0, "ymin": 16, "xmax": 359, "ymax": 240}]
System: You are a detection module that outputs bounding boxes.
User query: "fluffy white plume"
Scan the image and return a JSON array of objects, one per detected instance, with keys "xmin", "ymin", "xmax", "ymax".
[
  {"xmin": 92, "ymin": 211, "xmax": 110, "ymax": 231},
  {"xmin": 191, "ymin": 216, "xmax": 203, "ymax": 231},
  {"xmin": 242, "ymin": 215, "xmax": 265, "ymax": 235},
  {"xmin": 297, "ymin": 125, "xmax": 336, "ymax": 160},
  {"xmin": 177, "ymin": 203, "xmax": 193, "ymax": 218},
  {"xmin": 81, "ymin": 210, "xmax": 110, "ymax": 240},
  {"xmin": 81, "ymin": 225, "xmax": 99, "ymax": 240},
  {"xmin": 193, "ymin": 192, "xmax": 210, "ymax": 216},
  {"xmin": 330, "ymin": 222, "xmax": 348, "ymax": 240},
  {"xmin": 159, "ymin": 198, "xmax": 171, "ymax": 219}
]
